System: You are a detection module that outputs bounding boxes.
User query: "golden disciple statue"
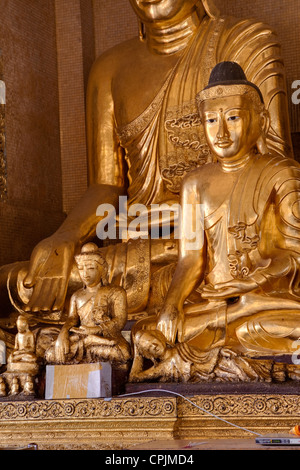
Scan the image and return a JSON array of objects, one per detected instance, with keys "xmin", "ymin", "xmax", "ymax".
[
  {"xmin": 131, "ymin": 62, "xmax": 300, "ymax": 383},
  {"xmin": 129, "ymin": 329, "xmax": 221, "ymax": 383},
  {"xmin": 0, "ymin": 1, "xmax": 294, "ymax": 324},
  {"xmin": 45, "ymin": 243, "xmax": 131, "ymax": 368}
]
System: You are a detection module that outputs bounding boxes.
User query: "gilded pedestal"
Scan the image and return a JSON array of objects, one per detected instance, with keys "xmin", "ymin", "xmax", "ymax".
[{"xmin": 0, "ymin": 383, "xmax": 299, "ymax": 449}]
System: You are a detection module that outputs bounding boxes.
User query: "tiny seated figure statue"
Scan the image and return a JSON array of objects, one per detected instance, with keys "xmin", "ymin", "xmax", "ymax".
[
  {"xmin": 10, "ymin": 377, "xmax": 19, "ymax": 395},
  {"xmin": 23, "ymin": 375, "xmax": 35, "ymax": 396},
  {"xmin": 1, "ymin": 314, "xmax": 39, "ymax": 396},
  {"xmin": 132, "ymin": 62, "xmax": 300, "ymax": 382},
  {"xmin": 45, "ymin": 243, "xmax": 131, "ymax": 368},
  {"xmin": 8, "ymin": 315, "xmax": 37, "ymax": 366}
]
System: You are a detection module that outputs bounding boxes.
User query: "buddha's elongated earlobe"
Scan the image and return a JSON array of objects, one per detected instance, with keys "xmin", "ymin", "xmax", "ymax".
[
  {"xmin": 262, "ymin": 109, "xmax": 270, "ymax": 135},
  {"xmin": 256, "ymin": 109, "xmax": 270, "ymax": 154},
  {"xmin": 138, "ymin": 19, "xmax": 146, "ymax": 42},
  {"xmin": 256, "ymin": 134, "xmax": 269, "ymax": 155}
]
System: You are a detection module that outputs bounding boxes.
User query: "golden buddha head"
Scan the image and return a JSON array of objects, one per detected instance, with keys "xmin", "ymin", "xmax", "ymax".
[
  {"xmin": 75, "ymin": 243, "xmax": 109, "ymax": 287},
  {"xmin": 16, "ymin": 315, "xmax": 29, "ymax": 333},
  {"xmin": 129, "ymin": 0, "xmax": 218, "ymax": 23},
  {"xmin": 135, "ymin": 329, "xmax": 167, "ymax": 360},
  {"xmin": 196, "ymin": 62, "xmax": 270, "ymax": 162}
]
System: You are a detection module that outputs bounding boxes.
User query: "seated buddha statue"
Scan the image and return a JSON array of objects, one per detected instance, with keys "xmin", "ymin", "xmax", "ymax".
[
  {"xmin": 0, "ymin": 1, "xmax": 293, "ymax": 324},
  {"xmin": 5, "ymin": 314, "xmax": 39, "ymax": 387},
  {"xmin": 132, "ymin": 62, "xmax": 300, "ymax": 373},
  {"xmin": 8, "ymin": 315, "xmax": 36, "ymax": 365},
  {"xmin": 45, "ymin": 243, "xmax": 131, "ymax": 368}
]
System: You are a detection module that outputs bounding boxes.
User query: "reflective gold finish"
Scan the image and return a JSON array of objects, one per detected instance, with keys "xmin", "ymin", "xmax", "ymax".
[
  {"xmin": 45, "ymin": 243, "xmax": 131, "ymax": 368},
  {"xmin": 0, "ymin": 1, "xmax": 298, "ymax": 448},
  {"xmin": 0, "ymin": 393, "xmax": 298, "ymax": 448},
  {"xmin": 1, "ymin": 315, "xmax": 39, "ymax": 397},
  {"xmin": 129, "ymin": 327, "xmax": 300, "ymax": 383},
  {"xmin": 9, "ymin": 315, "xmax": 37, "ymax": 366},
  {"xmin": 0, "ymin": 0, "xmax": 297, "ymax": 399},
  {"xmin": 0, "ymin": 0, "xmax": 293, "ymax": 320},
  {"xmin": 131, "ymin": 62, "xmax": 300, "ymax": 383}
]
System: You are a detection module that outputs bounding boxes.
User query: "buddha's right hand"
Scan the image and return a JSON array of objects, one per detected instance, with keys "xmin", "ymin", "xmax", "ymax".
[
  {"xmin": 22, "ymin": 234, "xmax": 76, "ymax": 313},
  {"xmin": 156, "ymin": 304, "xmax": 184, "ymax": 344},
  {"xmin": 54, "ymin": 332, "xmax": 70, "ymax": 363}
]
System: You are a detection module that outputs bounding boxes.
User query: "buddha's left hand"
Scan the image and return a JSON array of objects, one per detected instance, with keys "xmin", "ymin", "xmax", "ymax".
[{"xmin": 201, "ymin": 278, "xmax": 258, "ymax": 300}]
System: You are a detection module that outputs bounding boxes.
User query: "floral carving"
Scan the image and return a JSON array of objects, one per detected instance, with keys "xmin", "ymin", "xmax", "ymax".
[{"xmin": 0, "ymin": 397, "xmax": 176, "ymax": 420}]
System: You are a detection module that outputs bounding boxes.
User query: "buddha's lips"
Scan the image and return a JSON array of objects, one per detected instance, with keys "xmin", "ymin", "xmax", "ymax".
[
  {"xmin": 140, "ymin": 0, "xmax": 163, "ymax": 4},
  {"xmin": 216, "ymin": 139, "xmax": 233, "ymax": 148}
]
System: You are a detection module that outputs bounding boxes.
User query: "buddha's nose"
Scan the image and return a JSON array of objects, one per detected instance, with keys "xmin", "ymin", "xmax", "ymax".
[{"xmin": 217, "ymin": 114, "xmax": 230, "ymax": 140}]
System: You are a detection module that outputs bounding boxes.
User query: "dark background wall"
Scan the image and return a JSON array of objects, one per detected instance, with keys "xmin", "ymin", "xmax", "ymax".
[{"xmin": 0, "ymin": 0, "xmax": 64, "ymax": 264}]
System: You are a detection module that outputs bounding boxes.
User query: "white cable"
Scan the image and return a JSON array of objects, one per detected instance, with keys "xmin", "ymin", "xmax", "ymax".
[{"xmin": 112, "ymin": 388, "xmax": 263, "ymax": 437}]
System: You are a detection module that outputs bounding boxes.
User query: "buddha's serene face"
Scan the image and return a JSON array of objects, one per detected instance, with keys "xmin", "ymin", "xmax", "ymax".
[
  {"xmin": 202, "ymin": 94, "xmax": 262, "ymax": 162},
  {"xmin": 16, "ymin": 316, "xmax": 28, "ymax": 333},
  {"xmin": 77, "ymin": 260, "xmax": 103, "ymax": 288},
  {"xmin": 129, "ymin": 0, "xmax": 201, "ymax": 23}
]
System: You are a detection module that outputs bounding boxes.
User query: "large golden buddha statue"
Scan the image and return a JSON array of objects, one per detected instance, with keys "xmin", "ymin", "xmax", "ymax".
[
  {"xmin": 0, "ymin": 0, "xmax": 294, "ymax": 323},
  {"xmin": 130, "ymin": 61, "xmax": 300, "ymax": 383}
]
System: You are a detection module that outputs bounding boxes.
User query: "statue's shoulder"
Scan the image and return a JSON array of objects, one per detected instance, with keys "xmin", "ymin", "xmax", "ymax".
[
  {"xmin": 182, "ymin": 162, "xmax": 220, "ymax": 188},
  {"xmin": 220, "ymin": 13, "xmax": 275, "ymax": 34},
  {"xmin": 70, "ymin": 287, "xmax": 88, "ymax": 303},
  {"xmin": 217, "ymin": 14, "xmax": 277, "ymax": 58},
  {"xmin": 261, "ymin": 152, "xmax": 300, "ymax": 170},
  {"xmin": 102, "ymin": 285, "xmax": 127, "ymax": 299},
  {"xmin": 255, "ymin": 153, "xmax": 300, "ymax": 189},
  {"xmin": 90, "ymin": 37, "xmax": 143, "ymax": 77}
]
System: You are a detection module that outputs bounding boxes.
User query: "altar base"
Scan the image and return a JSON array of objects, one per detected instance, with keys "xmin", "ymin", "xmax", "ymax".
[{"xmin": 0, "ymin": 382, "xmax": 299, "ymax": 450}]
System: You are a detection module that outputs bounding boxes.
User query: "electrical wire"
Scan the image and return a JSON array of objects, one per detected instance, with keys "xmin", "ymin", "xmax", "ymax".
[{"xmin": 106, "ymin": 388, "xmax": 263, "ymax": 437}]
